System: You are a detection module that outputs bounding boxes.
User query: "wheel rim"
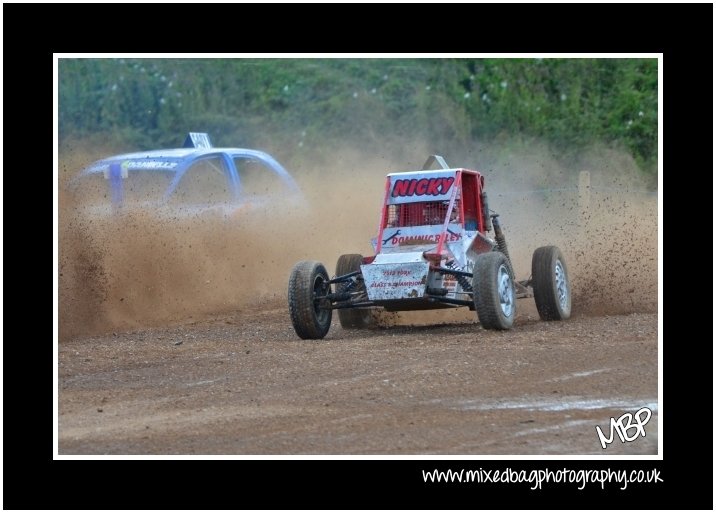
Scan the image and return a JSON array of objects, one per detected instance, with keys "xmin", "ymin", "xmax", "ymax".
[
  {"xmin": 497, "ymin": 264, "xmax": 515, "ymax": 318},
  {"xmin": 313, "ymin": 274, "xmax": 330, "ymax": 324},
  {"xmin": 554, "ymin": 260, "xmax": 569, "ymax": 311}
]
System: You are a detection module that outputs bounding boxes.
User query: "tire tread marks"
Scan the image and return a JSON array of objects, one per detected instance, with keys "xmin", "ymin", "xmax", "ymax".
[
  {"xmin": 335, "ymin": 254, "xmax": 373, "ymax": 329},
  {"xmin": 531, "ymin": 246, "xmax": 570, "ymax": 321},
  {"xmin": 288, "ymin": 261, "xmax": 332, "ymax": 339}
]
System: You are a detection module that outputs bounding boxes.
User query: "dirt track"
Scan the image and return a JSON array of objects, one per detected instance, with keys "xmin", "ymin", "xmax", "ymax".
[{"xmin": 58, "ymin": 300, "xmax": 658, "ymax": 455}]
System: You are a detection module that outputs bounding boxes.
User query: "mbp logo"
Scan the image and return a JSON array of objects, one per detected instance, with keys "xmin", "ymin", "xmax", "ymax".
[{"xmin": 595, "ymin": 407, "xmax": 652, "ymax": 449}]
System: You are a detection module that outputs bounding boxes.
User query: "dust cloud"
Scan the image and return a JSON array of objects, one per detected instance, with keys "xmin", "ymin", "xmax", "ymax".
[
  {"xmin": 58, "ymin": 139, "xmax": 657, "ymax": 340},
  {"xmin": 480, "ymin": 143, "xmax": 658, "ymax": 317}
]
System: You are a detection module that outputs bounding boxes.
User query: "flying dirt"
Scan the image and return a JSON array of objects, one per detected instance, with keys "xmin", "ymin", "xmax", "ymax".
[
  {"xmin": 57, "ymin": 139, "xmax": 658, "ymax": 455},
  {"xmin": 59, "ymin": 141, "xmax": 657, "ymax": 339}
]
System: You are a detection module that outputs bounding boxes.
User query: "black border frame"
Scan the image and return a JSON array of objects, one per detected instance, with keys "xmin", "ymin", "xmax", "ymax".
[{"xmin": 5, "ymin": 2, "xmax": 711, "ymax": 510}]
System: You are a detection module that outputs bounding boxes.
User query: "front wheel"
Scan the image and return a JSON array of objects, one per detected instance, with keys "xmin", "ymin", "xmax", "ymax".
[
  {"xmin": 335, "ymin": 253, "xmax": 374, "ymax": 329},
  {"xmin": 472, "ymin": 252, "xmax": 516, "ymax": 330},
  {"xmin": 531, "ymin": 246, "xmax": 571, "ymax": 321},
  {"xmin": 288, "ymin": 261, "xmax": 332, "ymax": 339}
]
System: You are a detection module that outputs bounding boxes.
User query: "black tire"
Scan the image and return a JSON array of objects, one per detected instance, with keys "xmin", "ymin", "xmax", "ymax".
[
  {"xmin": 532, "ymin": 246, "xmax": 571, "ymax": 321},
  {"xmin": 472, "ymin": 252, "xmax": 516, "ymax": 330},
  {"xmin": 335, "ymin": 254, "xmax": 374, "ymax": 329},
  {"xmin": 288, "ymin": 261, "xmax": 332, "ymax": 339}
]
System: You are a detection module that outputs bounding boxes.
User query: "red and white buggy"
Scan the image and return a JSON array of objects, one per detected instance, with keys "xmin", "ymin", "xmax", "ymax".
[{"xmin": 288, "ymin": 156, "xmax": 571, "ymax": 339}]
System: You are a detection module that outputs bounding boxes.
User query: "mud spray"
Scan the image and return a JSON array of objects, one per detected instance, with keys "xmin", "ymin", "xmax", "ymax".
[{"xmin": 58, "ymin": 140, "xmax": 657, "ymax": 340}]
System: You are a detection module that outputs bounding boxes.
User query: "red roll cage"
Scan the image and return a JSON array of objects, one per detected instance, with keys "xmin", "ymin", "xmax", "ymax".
[{"xmin": 375, "ymin": 169, "xmax": 487, "ymax": 255}]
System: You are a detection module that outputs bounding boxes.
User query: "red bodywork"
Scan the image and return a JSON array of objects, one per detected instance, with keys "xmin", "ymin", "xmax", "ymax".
[{"xmin": 374, "ymin": 169, "xmax": 486, "ymax": 256}]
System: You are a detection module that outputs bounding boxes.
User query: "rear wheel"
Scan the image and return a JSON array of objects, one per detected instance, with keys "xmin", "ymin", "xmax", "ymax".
[
  {"xmin": 335, "ymin": 254, "xmax": 374, "ymax": 329},
  {"xmin": 288, "ymin": 261, "xmax": 332, "ymax": 339},
  {"xmin": 532, "ymin": 246, "xmax": 571, "ymax": 321},
  {"xmin": 472, "ymin": 252, "xmax": 516, "ymax": 330}
]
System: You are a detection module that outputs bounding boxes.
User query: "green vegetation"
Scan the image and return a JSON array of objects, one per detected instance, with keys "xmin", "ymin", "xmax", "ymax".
[{"xmin": 59, "ymin": 58, "xmax": 657, "ymax": 180}]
